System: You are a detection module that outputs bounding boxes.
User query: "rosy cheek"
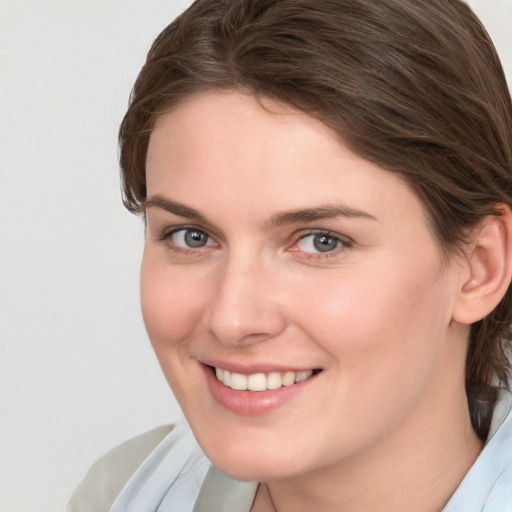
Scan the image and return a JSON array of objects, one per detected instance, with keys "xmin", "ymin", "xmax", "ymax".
[
  {"xmin": 287, "ymin": 273, "xmax": 374, "ymax": 343},
  {"xmin": 140, "ymin": 265, "xmax": 206, "ymax": 348}
]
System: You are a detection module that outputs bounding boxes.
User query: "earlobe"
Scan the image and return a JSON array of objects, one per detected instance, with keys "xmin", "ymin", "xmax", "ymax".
[{"xmin": 452, "ymin": 205, "xmax": 512, "ymax": 325}]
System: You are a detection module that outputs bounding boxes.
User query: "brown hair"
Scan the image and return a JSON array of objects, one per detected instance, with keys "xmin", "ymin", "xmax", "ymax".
[{"xmin": 119, "ymin": 0, "xmax": 512, "ymax": 438}]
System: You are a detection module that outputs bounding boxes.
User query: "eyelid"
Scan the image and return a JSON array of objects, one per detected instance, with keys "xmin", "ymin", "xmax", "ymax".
[
  {"xmin": 158, "ymin": 224, "xmax": 209, "ymax": 239},
  {"xmin": 289, "ymin": 229, "xmax": 354, "ymax": 257},
  {"xmin": 157, "ymin": 224, "xmax": 220, "ymax": 251}
]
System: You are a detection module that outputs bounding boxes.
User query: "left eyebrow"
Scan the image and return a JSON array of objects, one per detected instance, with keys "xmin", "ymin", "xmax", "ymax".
[{"xmin": 266, "ymin": 204, "xmax": 377, "ymax": 228}]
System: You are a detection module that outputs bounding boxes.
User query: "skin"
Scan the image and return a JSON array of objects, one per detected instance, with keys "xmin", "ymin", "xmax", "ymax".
[{"xmin": 141, "ymin": 91, "xmax": 483, "ymax": 511}]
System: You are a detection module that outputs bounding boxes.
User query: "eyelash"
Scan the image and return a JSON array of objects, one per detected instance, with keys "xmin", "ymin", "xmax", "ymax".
[
  {"xmin": 157, "ymin": 226, "xmax": 353, "ymax": 260},
  {"xmin": 291, "ymin": 230, "xmax": 353, "ymax": 260},
  {"xmin": 158, "ymin": 225, "xmax": 216, "ymax": 257}
]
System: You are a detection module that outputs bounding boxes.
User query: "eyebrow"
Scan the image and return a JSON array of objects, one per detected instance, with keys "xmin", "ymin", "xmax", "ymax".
[
  {"xmin": 144, "ymin": 195, "xmax": 208, "ymax": 223},
  {"xmin": 144, "ymin": 194, "xmax": 377, "ymax": 227},
  {"xmin": 266, "ymin": 204, "xmax": 377, "ymax": 228}
]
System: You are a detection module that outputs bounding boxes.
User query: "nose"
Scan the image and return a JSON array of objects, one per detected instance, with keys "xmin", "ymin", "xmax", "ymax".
[{"xmin": 205, "ymin": 256, "xmax": 287, "ymax": 347}]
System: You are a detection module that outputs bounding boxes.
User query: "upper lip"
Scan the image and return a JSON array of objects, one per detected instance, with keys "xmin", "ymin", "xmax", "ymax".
[{"xmin": 199, "ymin": 358, "xmax": 321, "ymax": 375}]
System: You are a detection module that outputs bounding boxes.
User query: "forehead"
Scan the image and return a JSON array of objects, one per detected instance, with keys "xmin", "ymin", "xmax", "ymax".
[
  {"xmin": 146, "ymin": 91, "xmax": 429, "ymax": 234},
  {"xmin": 149, "ymin": 90, "xmax": 338, "ymax": 169}
]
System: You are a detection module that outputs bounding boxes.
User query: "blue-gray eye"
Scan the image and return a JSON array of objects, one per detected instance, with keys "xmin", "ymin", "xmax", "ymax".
[
  {"xmin": 297, "ymin": 233, "xmax": 341, "ymax": 253},
  {"xmin": 171, "ymin": 229, "xmax": 212, "ymax": 248}
]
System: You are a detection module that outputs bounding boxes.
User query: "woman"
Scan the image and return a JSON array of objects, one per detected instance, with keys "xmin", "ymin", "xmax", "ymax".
[{"xmin": 69, "ymin": 0, "xmax": 512, "ymax": 510}]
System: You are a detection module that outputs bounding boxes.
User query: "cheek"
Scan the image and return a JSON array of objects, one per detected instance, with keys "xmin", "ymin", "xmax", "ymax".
[
  {"xmin": 290, "ymin": 256, "xmax": 453, "ymax": 369},
  {"xmin": 140, "ymin": 258, "xmax": 208, "ymax": 350},
  {"xmin": 282, "ymin": 261, "xmax": 456, "ymax": 449}
]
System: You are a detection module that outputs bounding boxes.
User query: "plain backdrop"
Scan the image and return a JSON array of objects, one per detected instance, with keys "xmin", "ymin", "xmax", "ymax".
[{"xmin": 0, "ymin": 1, "xmax": 511, "ymax": 511}]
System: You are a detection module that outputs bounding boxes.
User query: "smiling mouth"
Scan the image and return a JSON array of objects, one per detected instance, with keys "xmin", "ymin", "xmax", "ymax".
[{"xmin": 211, "ymin": 366, "xmax": 322, "ymax": 392}]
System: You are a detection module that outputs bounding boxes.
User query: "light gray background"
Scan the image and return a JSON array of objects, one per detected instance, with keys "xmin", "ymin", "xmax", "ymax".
[{"xmin": 1, "ymin": 1, "xmax": 511, "ymax": 511}]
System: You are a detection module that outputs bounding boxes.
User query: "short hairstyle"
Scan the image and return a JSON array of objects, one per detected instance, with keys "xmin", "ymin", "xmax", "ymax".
[{"xmin": 119, "ymin": 0, "xmax": 512, "ymax": 438}]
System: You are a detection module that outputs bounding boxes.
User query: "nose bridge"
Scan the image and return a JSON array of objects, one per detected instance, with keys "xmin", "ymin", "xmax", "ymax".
[{"xmin": 206, "ymin": 248, "xmax": 286, "ymax": 346}]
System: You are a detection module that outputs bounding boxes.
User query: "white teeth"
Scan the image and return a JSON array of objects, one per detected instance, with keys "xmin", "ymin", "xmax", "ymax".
[
  {"xmin": 230, "ymin": 373, "xmax": 247, "ymax": 390},
  {"xmin": 266, "ymin": 372, "xmax": 282, "ymax": 390},
  {"xmin": 214, "ymin": 367, "xmax": 315, "ymax": 391},
  {"xmin": 295, "ymin": 370, "xmax": 313, "ymax": 383},
  {"xmin": 247, "ymin": 373, "xmax": 267, "ymax": 391},
  {"xmin": 282, "ymin": 371, "xmax": 295, "ymax": 387}
]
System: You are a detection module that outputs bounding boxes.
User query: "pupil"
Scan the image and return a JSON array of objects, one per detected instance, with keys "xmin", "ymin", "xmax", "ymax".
[
  {"xmin": 313, "ymin": 235, "xmax": 337, "ymax": 252},
  {"xmin": 185, "ymin": 230, "xmax": 207, "ymax": 247}
]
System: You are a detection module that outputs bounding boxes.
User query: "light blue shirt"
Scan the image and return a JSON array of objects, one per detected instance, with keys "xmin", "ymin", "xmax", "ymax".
[
  {"xmin": 109, "ymin": 389, "xmax": 512, "ymax": 512},
  {"xmin": 443, "ymin": 388, "xmax": 512, "ymax": 512}
]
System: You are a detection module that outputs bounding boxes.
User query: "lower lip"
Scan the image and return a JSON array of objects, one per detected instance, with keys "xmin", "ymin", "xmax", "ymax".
[{"xmin": 202, "ymin": 365, "xmax": 319, "ymax": 416}]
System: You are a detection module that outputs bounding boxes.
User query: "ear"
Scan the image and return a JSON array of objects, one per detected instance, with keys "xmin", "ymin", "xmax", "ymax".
[{"xmin": 452, "ymin": 205, "xmax": 512, "ymax": 325}]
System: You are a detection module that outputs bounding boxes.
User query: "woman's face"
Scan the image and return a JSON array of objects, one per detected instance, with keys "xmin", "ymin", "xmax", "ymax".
[{"xmin": 142, "ymin": 91, "xmax": 469, "ymax": 481}]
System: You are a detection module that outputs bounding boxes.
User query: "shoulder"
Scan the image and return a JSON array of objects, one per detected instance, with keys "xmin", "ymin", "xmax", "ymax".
[{"xmin": 67, "ymin": 424, "xmax": 174, "ymax": 512}]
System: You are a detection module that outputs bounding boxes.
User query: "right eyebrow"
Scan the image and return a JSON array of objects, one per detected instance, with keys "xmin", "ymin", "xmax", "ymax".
[{"xmin": 143, "ymin": 195, "xmax": 209, "ymax": 224}]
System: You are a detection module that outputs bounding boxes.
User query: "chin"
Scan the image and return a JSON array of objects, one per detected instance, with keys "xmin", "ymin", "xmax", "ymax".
[
  {"xmin": 193, "ymin": 428, "xmax": 310, "ymax": 482},
  {"xmin": 208, "ymin": 453, "xmax": 299, "ymax": 482}
]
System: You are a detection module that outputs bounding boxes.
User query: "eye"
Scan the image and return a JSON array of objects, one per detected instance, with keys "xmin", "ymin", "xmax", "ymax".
[
  {"xmin": 170, "ymin": 228, "xmax": 215, "ymax": 249},
  {"xmin": 296, "ymin": 232, "xmax": 347, "ymax": 254}
]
